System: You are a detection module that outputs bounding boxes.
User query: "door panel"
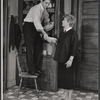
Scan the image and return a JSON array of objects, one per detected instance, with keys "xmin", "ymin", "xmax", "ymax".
[
  {"xmin": 81, "ymin": 70, "xmax": 98, "ymax": 82},
  {"xmin": 83, "ymin": 32, "xmax": 98, "ymax": 36},
  {"xmin": 82, "ymin": 49, "xmax": 98, "ymax": 54},
  {"xmin": 83, "ymin": 0, "xmax": 98, "ymax": 1},
  {"xmin": 82, "ymin": 37, "xmax": 98, "ymax": 49},
  {"xmin": 82, "ymin": 19, "xmax": 98, "ymax": 32},
  {"xmin": 83, "ymin": 2, "xmax": 98, "ymax": 15},
  {"xmin": 77, "ymin": 0, "xmax": 98, "ymax": 90},
  {"xmin": 81, "ymin": 53, "xmax": 98, "ymax": 63},
  {"xmin": 80, "ymin": 63, "xmax": 98, "ymax": 70},
  {"xmin": 80, "ymin": 82, "xmax": 98, "ymax": 90}
]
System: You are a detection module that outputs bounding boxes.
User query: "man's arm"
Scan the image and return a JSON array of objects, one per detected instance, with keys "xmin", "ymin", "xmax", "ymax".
[
  {"xmin": 37, "ymin": 29, "xmax": 57, "ymax": 43},
  {"xmin": 37, "ymin": 29, "xmax": 48, "ymax": 40}
]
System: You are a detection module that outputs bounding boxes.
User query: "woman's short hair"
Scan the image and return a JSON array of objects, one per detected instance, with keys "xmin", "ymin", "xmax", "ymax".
[{"xmin": 63, "ymin": 14, "xmax": 76, "ymax": 27}]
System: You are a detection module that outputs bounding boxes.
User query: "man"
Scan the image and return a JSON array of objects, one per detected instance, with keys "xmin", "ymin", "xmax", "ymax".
[{"xmin": 23, "ymin": 0, "xmax": 56, "ymax": 75}]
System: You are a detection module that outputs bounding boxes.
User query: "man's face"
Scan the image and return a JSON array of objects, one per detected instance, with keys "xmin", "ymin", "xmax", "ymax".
[{"xmin": 42, "ymin": 0, "xmax": 51, "ymax": 9}]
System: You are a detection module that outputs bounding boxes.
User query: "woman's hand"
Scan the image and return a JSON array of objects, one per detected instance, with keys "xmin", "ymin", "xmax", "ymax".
[{"xmin": 65, "ymin": 59, "xmax": 73, "ymax": 68}]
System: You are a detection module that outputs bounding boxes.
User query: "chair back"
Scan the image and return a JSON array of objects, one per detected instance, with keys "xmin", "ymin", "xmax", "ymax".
[{"xmin": 16, "ymin": 55, "xmax": 22, "ymax": 74}]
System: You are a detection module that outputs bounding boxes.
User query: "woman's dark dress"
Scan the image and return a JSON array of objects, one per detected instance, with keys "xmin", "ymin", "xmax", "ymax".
[{"xmin": 54, "ymin": 29, "xmax": 79, "ymax": 89}]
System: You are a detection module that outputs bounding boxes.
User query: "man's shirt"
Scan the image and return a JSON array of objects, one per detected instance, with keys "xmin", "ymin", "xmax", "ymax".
[{"xmin": 24, "ymin": 3, "xmax": 44, "ymax": 30}]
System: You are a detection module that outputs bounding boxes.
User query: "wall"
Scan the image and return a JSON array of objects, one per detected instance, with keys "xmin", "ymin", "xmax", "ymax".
[
  {"xmin": 7, "ymin": 0, "xmax": 18, "ymax": 88},
  {"xmin": 64, "ymin": 0, "xmax": 71, "ymax": 14},
  {"xmin": 8, "ymin": 0, "xmax": 18, "ymax": 16}
]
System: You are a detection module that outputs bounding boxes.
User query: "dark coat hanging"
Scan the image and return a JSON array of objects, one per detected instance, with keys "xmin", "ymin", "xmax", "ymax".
[
  {"xmin": 9, "ymin": 15, "xmax": 22, "ymax": 51},
  {"xmin": 9, "ymin": 15, "xmax": 15, "ymax": 51}
]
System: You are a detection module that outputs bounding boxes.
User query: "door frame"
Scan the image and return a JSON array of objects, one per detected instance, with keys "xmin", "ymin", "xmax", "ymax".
[
  {"xmin": 3, "ymin": 0, "xmax": 8, "ymax": 92},
  {"xmin": 71, "ymin": 0, "xmax": 81, "ymax": 89}
]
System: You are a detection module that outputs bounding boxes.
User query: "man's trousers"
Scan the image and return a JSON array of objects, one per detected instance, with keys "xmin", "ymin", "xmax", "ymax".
[{"xmin": 23, "ymin": 22, "xmax": 43, "ymax": 72}]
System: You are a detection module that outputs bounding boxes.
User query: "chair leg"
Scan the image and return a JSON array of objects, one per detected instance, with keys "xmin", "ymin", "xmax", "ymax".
[
  {"xmin": 19, "ymin": 78, "xmax": 22, "ymax": 89},
  {"xmin": 34, "ymin": 78, "xmax": 39, "ymax": 97},
  {"xmin": 17, "ymin": 78, "xmax": 22, "ymax": 98}
]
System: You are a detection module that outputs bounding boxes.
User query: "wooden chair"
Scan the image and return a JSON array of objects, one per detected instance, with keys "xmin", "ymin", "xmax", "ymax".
[{"xmin": 16, "ymin": 55, "xmax": 39, "ymax": 97}]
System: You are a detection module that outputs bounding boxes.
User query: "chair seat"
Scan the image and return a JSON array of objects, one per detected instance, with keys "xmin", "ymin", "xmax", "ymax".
[{"xmin": 19, "ymin": 72, "xmax": 38, "ymax": 78}]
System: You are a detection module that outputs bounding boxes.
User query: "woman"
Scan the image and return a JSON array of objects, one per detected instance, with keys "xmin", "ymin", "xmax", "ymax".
[{"xmin": 54, "ymin": 14, "xmax": 79, "ymax": 100}]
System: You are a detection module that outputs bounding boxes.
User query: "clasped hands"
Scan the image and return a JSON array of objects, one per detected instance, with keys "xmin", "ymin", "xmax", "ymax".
[{"xmin": 44, "ymin": 34, "xmax": 57, "ymax": 44}]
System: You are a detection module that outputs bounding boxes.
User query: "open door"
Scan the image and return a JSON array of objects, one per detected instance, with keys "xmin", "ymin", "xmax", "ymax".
[{"xmin": 77, "ymin": 0, "xmax": 98, "ymax": 91}]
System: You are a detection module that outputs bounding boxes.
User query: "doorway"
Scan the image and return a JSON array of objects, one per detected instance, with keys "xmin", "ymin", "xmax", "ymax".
[{"xmin": 72, "ymin": 0, "xmax": 98, "ymax": 91}]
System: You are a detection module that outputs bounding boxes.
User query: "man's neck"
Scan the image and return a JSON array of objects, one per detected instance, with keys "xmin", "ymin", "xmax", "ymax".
[
  {"xmin": 40, "ymin": 2, "xmax": 45, "ymax": 10},
  {"xmin": 41, "ymin": 2, "xmax": 46, "ymax": 10}
]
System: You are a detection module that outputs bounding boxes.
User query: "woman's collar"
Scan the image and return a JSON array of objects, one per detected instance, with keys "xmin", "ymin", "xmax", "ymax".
[{"xmin": 64, "ymin": 27, "xmax": 72, "ymax": 32}]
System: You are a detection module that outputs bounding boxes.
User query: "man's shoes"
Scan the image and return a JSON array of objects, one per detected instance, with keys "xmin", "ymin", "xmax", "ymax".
[
  {"xmin": 36, "ymin": 70, "xmax": 44, "ymax": 75},
  {"xmin": 28, "ymin": 71, "xmax": 39, "ymax": 76}
]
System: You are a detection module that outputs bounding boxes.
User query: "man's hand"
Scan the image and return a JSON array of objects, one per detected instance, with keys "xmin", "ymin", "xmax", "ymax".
[
  {"xmin": 43, "ymin": 33, "xmax": 48, "ymax": 40},
  {"xmin": 38, "ymin": 29, "xmax": 49, "ymax": 40}
]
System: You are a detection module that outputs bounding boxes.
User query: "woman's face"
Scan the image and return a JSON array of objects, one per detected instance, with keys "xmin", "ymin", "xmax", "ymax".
[{"xmin": 62, "ymin": 18, "xmax": 69, "ymax": 27}]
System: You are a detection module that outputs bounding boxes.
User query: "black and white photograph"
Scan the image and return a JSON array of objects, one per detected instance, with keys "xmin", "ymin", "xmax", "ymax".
[{"xmin": 2, "ymin": 0, "xmax": 99, "ymax": 100}]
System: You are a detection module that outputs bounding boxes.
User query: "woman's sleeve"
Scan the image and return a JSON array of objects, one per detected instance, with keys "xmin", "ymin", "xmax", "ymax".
[{"xmin": 70, "ymin": 31, "xmax": 78, "ymax": 56}]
